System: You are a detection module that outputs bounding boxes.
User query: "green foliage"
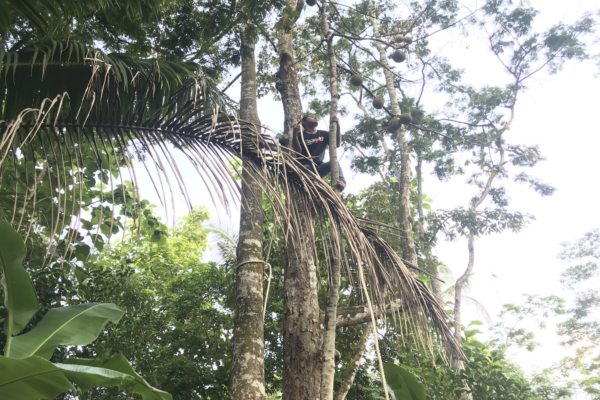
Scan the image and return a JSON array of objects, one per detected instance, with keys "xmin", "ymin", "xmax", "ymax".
[
  {"xmin": 489, "ymin": 230, "xmax": 600, "ymax": 398},
  {"xmin": 0, "ymin": 0, "xmax": 244, "ymax": 78},
  {"xmin": 61, "ymin": 354, "xmax": 172, "ymax": 400},
  {"xmin": 68, "ymin": 207, "xmax": 234, "ymax": 399},
  {"xmin": 436, "ymin": 207, "xmax": 531, "ymax": 238},
  {"xmin": 462, "ymin": 332, "xmax": 537, "ymax": 400},
  {"xmin": 0, "ymin": 356, "xmax": 75, "ymax": 400},
  {"xmin": 383, "ymin": 362, "xmax": 426, "ymax": 400},
  {"xmin": 331, "ymin": 0, "xmax": 593, "ymax": 262},
  {"xmin": 7, "ymin": 303, "xmax": 124, "ymax": 359},
  {"xmin": 0, "ymin": 219, "xmax": 39, "ymax": 337},
  {"xmin": 557, "ymin": 230, "xmax": 600, "ymax": 396},
  {"xmin": 493, "ymin": 295, "xmax": 566, "ymax": 349},
  {"xmin": 379, "ymin": 325, "xmax": 548, "ymax": 400},
  {"xmin": 0, "ymin": 218, "xmax": 169, "ymax": 399}
]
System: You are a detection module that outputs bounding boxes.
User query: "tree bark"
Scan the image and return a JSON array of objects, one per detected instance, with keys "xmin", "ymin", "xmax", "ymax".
[
  {"xmin": 453, "ymin": 235, "xmax": 474, "ymax": 346},
  {"xmin": 276, "ymin": 2, "xmax": 324, "ymax": 399},
  {"xmin": 320, "ymin": 2, "xmax": 342, "ymax": 399},
  {"xmin": 416, "ymin": 152, "xmax": 442, "ymax": 300},
  {"xmin": 336, "ymin": 301, "xmax": 405, "ymax": 328},
  {"xmin": 452, "ymin": 151, "xmax": 503, "ymax": 399},
  {"xmin": 368, "ymin": 2, "xmax": 417, "ymax": 265},
  {"xmin": 231, "ymin": 23, "xmax": 266, "ymax": 400},
  {"xmin": 453, "ymin": 149, "xmax": 502, "ymax": 344},
  {"xmin": 335, "ymin": 326, "xmax": 371, "ymax": 400}
]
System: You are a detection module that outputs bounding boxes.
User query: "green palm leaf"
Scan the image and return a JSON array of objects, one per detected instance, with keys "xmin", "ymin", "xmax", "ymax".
[
  {"xmin": 7, "ymin": 303, "xmax": 124, "ymax": 359},
  {"xmin": 0, "ymin": 0, "xmax": 165, "ymax": 35},
  {"xmin": 0, "ymin": 41, "xmax": 218, "ymax": 122}
]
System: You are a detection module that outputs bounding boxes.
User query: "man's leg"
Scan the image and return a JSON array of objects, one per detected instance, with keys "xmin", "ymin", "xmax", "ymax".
[{"xmin": 317, "ymin": 162, "xmax": 346, "ymax": 191}]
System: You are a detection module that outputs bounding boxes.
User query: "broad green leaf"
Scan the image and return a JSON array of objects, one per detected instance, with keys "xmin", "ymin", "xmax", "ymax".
[
  {"xmin": 0, "ymin": 219, "xmax": 39, "ymax": 337},
  {"xmin": 8, "ymin": 303, "xmax": 124, "ymax": 359},
  {"xmin": 0, "ymin": 355, "xmax": 73, "ymax": 400},
  {"xmin": 384, "ymin": 362, "xmax": 425, "ymax": 400},
  {"xmin": 62, "ymin": 354, "xmax": 172, "ymax": 400},
  {"xmin": 55, "ymin": 363, "xmax": 131, "ymax": 391}
]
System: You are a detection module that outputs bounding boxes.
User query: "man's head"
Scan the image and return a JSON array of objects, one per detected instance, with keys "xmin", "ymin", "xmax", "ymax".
[{"xmin": 302, "ymin": 114, "xmax": 319, "ymax": 132}]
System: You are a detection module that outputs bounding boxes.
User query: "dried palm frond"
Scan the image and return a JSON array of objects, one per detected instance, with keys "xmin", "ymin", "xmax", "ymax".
[{"xmin": 0, "ymin": 45, "xmax": 462, "ymax": 360}]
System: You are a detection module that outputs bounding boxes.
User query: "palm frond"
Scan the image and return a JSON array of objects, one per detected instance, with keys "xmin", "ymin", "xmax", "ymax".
[
  {"xmin": 0, "ymin": 52, "xmax": 463, "ymax": 361},
  {"xmin": 0, "ymin": 41, "xmax": 233, "ymax": 121},
  {"xmin": 1, "ymin": 0, "xmax": 165, "ymax": 36}
]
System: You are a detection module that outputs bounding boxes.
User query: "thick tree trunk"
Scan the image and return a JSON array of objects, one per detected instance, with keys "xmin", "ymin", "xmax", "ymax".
[
  {"xmin": 276, "ymin": 1, "xmax": 304, "ymax": 140},
  {"xmin": 283, "ymin": 227, "xmax": 322, "ymax": 399},
  {"xmin": 276, "ymin": 2, "xmax": 324, "ymax": 399},
  {"xmin": 231, "ymin": 24, "xmax": 266, "ymax": 400},
  {"xmin": 320, "ymin": 2, "xmax": 342, "ymax": 399}
]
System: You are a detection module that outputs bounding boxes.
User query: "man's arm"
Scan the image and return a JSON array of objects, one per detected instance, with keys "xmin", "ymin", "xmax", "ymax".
[{"xmin": 280, "ymin": 126, "xmax": 305, "ymax": 155}]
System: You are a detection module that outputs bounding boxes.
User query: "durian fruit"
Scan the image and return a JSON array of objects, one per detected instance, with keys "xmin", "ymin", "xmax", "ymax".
[
  {"xmin": 402, "ymin": 35, "xmax": 413, "ymax": 45},
  {"xmin": 390, "ymin": 50, "xmax": 406, "ymax": 63},
  {"xmin": 387, "ymin": 117, "xmax": 401, "ymax": 131},
  {"xmin": 306, "ymin": 0, "xmax": 317, "ymax": 6},
  {"xmin": 399, "ymin": 113, "xmax": 413, "ymax": 124},
  {"xmin": 373, "ymin": 97, "xmax": 384, "ymax": 109},
  {"xmin": 350, "ymin": 73, "xmax": 363, "ymax": 86},
  {"xmin": 392, "ymin": 35, "xmax": 406, "ymax": 45}
]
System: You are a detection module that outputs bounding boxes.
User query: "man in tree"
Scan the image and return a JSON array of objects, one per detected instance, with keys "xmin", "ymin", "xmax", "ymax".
[{"xmin": 284, "ymin": 114, "xmax": 346, "ymax": 191}]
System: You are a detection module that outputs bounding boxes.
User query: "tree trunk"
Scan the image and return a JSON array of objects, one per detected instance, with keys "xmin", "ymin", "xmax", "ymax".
[
  {"xmin": 335, "ymin": 326, "xmax": 371, "ymax": 400},
  {"xmin": 276, "ymin": 2, "xmax": 324, "ymax": 399},
  {"xmin": 368, "ymin": 1, "xmax": 417, "ymax": 265},
  {"xmin": 452, "ymin": 152, "xmax": 502, "ymax": 399},
  {"xmin": 320, "ymin": 2, "xmax": 342, "ymax": 399},
  {"xmin": 453, "ymin": 235, "xmax": 474, "ymax": 346},
  {"xmin": 231, "ymin": 23, "xmax": 266, "ymax": 400},
  {"xmin": 453, "ymin": 150, "xmax": 502, "ymax": 344},
  {"xmin": 415, "ymin": 152, "xmax": 442, "ymax": 300}
]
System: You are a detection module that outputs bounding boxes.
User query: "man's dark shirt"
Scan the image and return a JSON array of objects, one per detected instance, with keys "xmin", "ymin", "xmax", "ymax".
[
  {"xmin": 299, "ymin": 125, "xmax": 341, "ymax": 164},
  {"xmin": 301, "ymin": 130, "xmax": 328, "ymax": 163}
]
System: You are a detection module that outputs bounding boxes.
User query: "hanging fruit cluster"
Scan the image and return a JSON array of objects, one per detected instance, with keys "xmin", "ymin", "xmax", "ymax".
[
  {"xmin": 372, "ymin": 97, "xmax": 384, "ymax": 109},
  {"xmin": 387, "ymin": 113, "xmax": 412, "ymax": 131},
  {"xmin": 388, "ymin": 25, "xmax": 412, "ymax": 64},
  {"xmin": 390, "ymin": 50, "xmax": 406, "ymax": 63},
  {"xmin": 349, "ymin": 73, "xmax": 363, "ymax": 86}
]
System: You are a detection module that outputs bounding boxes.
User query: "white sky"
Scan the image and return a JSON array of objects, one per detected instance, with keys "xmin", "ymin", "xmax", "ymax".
[{"xmin": 425, "ymin": 1, "xmax": 600, "ymax": 378}]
